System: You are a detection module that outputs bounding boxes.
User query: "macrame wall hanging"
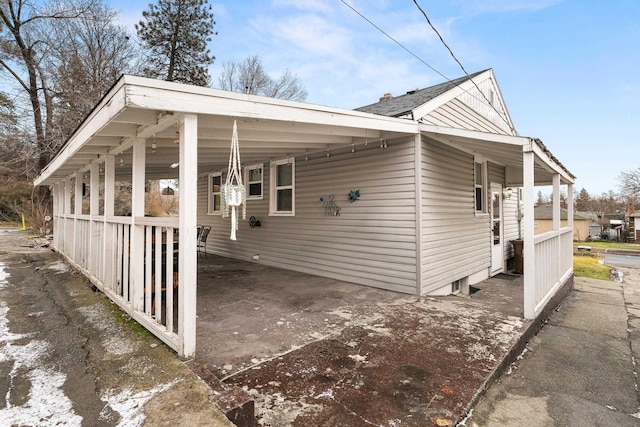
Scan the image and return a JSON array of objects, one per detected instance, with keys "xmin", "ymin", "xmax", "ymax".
[{"xmin": 221, "ymin": 120, "xmax": 246, "ymax": 240}]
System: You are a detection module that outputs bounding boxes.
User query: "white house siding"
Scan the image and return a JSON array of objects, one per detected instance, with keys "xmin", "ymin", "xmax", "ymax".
[
  {"xmin": 457, "ymin": 77, "xmax": 513, "ymax": 135},
  {"xmin": 420, "ymin": 138, "xmax": 491, "ymax": 294},
  {"xmin": 197, "ymin": 139, "xmax": 419, "ymax": 295},
  {"xmin": 422, "ymin": 99, "xmax": 506, "ymax": 135}
]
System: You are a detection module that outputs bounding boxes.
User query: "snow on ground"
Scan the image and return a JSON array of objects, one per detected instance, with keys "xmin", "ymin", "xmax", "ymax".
[
  {"xmin": 0, "ymin": 293, "xmax": 83, "ymax": 425},
  {"xmin": 99, "ymin": 379, "xmax": 180, "ymax": 427}
]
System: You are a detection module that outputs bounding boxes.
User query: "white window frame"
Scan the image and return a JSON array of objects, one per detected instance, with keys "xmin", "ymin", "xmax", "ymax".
[
  {"xmin": 207, "ymin": 171, "xmax": 223, "ymax": 215},
  {"xmin": 269, "ymin": 157, "xmax": 295, "ymax": 216},
  {"xmin": 245, "ymin": 163, "xmax": 263, "ymax": 200},
  {"xmin": 474, "ymin": 159, "xmax": 488, "ymax": 215}
]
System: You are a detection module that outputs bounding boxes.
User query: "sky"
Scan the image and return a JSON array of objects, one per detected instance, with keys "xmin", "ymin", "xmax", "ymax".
[{"xmin": 112, "ymin": 0, "xmax": 640, "ymax": 196}]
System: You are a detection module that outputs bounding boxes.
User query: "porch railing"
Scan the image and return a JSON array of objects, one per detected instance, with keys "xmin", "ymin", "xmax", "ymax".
[
  {"xmin": 54, "ymin": 213, "xmax": 181, "ymax": 352},
  {"xmin": 532, "ymin": 226, "xmax": 573, "ymax": 316}
]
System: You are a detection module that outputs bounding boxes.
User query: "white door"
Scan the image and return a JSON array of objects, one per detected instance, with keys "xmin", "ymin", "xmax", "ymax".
[{"xmin": 490, "ymin": 183, "xmax": 504, "ymax": 275}]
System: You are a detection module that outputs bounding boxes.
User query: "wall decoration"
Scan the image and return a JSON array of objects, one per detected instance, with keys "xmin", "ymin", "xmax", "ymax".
[
  {"xmin": 348, "ymin": 188, "xmax": 361, "ymax": 203},
  {"xmin": 320, "ymin": 195, "xmax": 341, "ymax": 216}
]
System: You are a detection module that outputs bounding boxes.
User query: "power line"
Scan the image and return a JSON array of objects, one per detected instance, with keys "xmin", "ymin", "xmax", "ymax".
[
  {"xmin": 340, "ymin": 0, "xmax": 515, "ymax": 134},
  {"xmin": 412, "ymin": 0, "xmax": 516, "ymax": 134},
  {"xmin": 339, "ymin": 0, "xmax": 447, "ymax": 80}
]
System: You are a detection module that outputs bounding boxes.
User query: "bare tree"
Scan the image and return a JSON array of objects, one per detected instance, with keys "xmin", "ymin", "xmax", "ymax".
[
  {"xmin": 217, "ymin": 55, "xmax": 308, "ymax": 101},
  {"xmin": 619, "ymin": 167, "xmax": 640, "ymax": 199},
  {"xmin": 47, "ymin": 2, "xmax": 139, "ymax": 139}
]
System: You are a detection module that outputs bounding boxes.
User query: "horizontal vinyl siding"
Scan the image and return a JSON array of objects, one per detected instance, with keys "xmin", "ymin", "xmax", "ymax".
[
  {"xmin": 420, "ymin": 139, "xmax": 490, "ymax": 293},
  {"xmin": 422, "ymin": 99, "xmax": 506, "ymax": 134},
  {"xmin": 197, "ymin": 139, "xmax": 418, "ymax": 294}
]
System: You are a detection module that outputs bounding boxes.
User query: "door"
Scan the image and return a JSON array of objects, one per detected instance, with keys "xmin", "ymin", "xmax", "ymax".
[{"xmin": 490, "ymin": 183, "xmax": 504, "ymax": 275}]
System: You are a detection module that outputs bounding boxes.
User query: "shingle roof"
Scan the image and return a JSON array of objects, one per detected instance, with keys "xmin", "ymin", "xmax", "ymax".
[
  {"xmin": 534, "ymin": 205, "xmax": 592, "ymax": 221},
  {"xmin": 354, "ymin": 70, "xmax": 488, "ymax": 117}
]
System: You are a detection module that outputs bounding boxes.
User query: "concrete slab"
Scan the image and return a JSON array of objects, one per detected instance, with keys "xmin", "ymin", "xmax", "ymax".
[
  {"xmin": 549, "ymin": 296, "xmax": 628, "ymax": 339},
  {"xmin": 192, "ymin": 256, "xmax": 532, "ymax": 425}
]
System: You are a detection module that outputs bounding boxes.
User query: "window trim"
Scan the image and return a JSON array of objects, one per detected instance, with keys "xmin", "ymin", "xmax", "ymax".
[
  {"xmin": 245, "ymin": 163, "xmax": 263, "ymax": 200},
  {"xmin": 269, "ymin": 157, "xmax": 295, "ymax": 216},
  {"xmin": 474, "ymin": 159, "xmax": 488, "ymax": 215},
  {"xmin": 207, "ymin": 171, "xmax": 223, "ymax": 215}
]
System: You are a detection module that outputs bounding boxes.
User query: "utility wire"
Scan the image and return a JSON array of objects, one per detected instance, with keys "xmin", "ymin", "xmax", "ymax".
[
  {"xmin": 412, "ymin": 0, "xmax": 516, "ymax": 134},
  {"xmin": 339, "ymin": 0, "xmax": 447, "ymax": 81},
  {"xmin": 340, "ymin": 0, "xmax": 515, "ymax": 134}
]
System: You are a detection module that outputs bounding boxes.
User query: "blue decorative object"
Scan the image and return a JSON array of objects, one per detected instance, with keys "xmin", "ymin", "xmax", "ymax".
[{"xmin": 348, "ymin": 188, "xmax": 361, "ymax": 203}]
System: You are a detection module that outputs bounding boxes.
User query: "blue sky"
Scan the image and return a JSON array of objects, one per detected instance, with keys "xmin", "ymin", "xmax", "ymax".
[{"xmin": 114, "ymin": 0, "xmax": 640, "ymax": 196}]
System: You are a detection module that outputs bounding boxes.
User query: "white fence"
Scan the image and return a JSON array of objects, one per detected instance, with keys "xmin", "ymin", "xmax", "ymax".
[{"xmin": 55, "ymin": 214, "xmax": 181, "ymax": 351}]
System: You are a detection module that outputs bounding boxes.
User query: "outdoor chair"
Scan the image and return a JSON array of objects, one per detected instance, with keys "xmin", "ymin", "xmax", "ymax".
[{"xmin": 197, "ymin": 225, "xmax": 211, "ymax": 258}]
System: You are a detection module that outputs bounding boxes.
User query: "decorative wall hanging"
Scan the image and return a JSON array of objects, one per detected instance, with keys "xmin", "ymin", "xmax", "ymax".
[
  {"xmin": 348, "ymin": 188, "xmax": 361, "ymax": 203},
  {"xmin": 320, "ymin": 195, "xmax": 341, "ymax": 216},
  {"xmin": 221, "ymin": 120, "xmax": 246, "ymax": 240}
]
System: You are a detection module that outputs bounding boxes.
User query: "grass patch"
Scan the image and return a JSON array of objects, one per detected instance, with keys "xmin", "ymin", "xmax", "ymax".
[
  {"xmin": 573, "ymin": 255, "xmax": 611, "ymax": 280},
  {"xmin": 108, "ymin": 301, "xmax": 152, "ymax": 336},
  {"xmin": 575, "ymin": 241, "xmax": 640, "ymax": 250}
]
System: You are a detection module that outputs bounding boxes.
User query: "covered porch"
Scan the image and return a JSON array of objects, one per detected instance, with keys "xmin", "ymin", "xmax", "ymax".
[{"xmin": 34, "ymin": 76, "xmax": 575, "ymax": 358}]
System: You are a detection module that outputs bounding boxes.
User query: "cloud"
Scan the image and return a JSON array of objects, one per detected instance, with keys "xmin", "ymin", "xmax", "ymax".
[{"xmin": 458, "ymin": 0, "xmax": 564, "ymax": 14}]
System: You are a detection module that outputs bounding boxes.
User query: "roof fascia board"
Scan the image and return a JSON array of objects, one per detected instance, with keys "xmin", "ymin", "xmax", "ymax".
[
  {"xmin": 34, "ymin": 82, "xmax": 128, "ymax": 186},
  {"xmin": 412, "ymin": 70, "xmax": 493, "ymax": 120},
  {"xmin": 527, "ymin": 138, "xmax": 575, "ymax": 184},
  {"xmin": 419, "ymin": 122, "xmax": 525, "ymax": 146},
  {"xmin": 124, "ymin": 77, "xmax": 418, "ymax": 135}
]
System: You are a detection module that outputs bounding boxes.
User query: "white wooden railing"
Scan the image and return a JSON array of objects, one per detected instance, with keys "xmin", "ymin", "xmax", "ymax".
[
  {"xmin": 54, "ymin": 213, "xmax": 181, "ymax": 352},
  {"xmin": 532, "ymin": 227, "xmax": 573, "ymax": 316}
]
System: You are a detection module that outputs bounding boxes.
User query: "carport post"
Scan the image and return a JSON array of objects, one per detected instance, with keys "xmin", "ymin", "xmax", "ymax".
[
  {"xmin": 523, "ymin": 149, "xmax": 535, "ymax": 319},
  {"xmin": 178, "ymin": 113, "xmax": 198, "ymax": 357}
]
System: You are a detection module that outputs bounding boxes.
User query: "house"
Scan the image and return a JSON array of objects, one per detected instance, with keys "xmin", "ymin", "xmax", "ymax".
[
  {"xmin": 631, "ymin": 212, "xmax": 640, "ymax": 242},
  {"xmin": 533, "ymin": 205, "xmax": 591, "ymax": 241},
  {"xmin": 34, "ymin": 69, "xmax": 575, "ymax": 357}
]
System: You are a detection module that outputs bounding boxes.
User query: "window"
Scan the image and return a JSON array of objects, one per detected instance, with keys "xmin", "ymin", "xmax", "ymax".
[
  {"xmin": 269, "ymin": 158, "xmax": 295, "ymax": 215},
  {"xmin": 245, "ymin": 164, "xmax": 263, "ymax": 200},
  {"xmin": 474, "ymin": 161, "xmax": 487, "ymax": 213},
  {"xmin": 207, "ymin": 172, "xmax": 222, "ymax": 214}
]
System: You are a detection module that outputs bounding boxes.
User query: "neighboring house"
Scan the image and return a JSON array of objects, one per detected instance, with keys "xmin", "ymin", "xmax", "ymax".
[
  {"xmin": 533, "ymin": 205, "xmax": 591, "ymax": 241},
  {"xmin": 631, "ymin": 212, "xmax": 640, "ymax": 242},
  {"xmin": 34, "ymin": 69, "xmax": 575, "ymax": 356}
]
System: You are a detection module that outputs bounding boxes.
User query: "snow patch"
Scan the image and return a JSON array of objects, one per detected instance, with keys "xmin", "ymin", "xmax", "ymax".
[
  {"xmin": 100, "ymin": 379, "xmax": 180, "ymax": 427},
  {"xmin": 0, "ymin": 301, "xmax": 82, "ymax": 426},
  {"xmin": 47, "ymin": 261, "xmax": 69, "ymax": 274},
  {"xmin": 77, "ymin": 305, "xmax": 139, "ymax": 356},
  {"xmin": 0, "ymin": 261, "xmax": 9, "ymax": 289}
]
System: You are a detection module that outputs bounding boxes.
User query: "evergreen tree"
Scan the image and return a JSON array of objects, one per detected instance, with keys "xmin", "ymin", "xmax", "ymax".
[{"xmin": 136, "ymin": 0, "xmax": 216, "ymax": 86}]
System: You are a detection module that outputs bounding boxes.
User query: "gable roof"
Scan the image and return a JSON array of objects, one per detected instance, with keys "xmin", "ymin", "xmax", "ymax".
[
  {"xmin": 355, "ymin": 70, "xmax": 488, "ymax": 118},
  {"xmin": 534, "ymin": 205, "xmax": 592, "ymax": 221}
]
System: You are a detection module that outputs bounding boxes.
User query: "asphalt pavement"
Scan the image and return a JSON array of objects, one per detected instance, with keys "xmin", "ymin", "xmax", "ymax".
[
  {"xmin": 0, "ymin": 228, "xmax": 232, "ymax": 427},
  {"xmin": 467, "ymin": 267, "xmax": 640, "ymax": 426}
]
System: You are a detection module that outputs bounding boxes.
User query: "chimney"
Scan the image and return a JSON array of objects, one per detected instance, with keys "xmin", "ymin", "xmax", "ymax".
[{"xmin": 379, "ymin": 93, "xmax": 393, "ymax": 102}]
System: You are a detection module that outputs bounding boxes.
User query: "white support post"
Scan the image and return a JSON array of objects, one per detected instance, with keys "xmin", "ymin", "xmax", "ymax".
[
  {"xmin": 52, "ymin": 183, "xmax": 60, "ymax": 249},
  {"xmin": 523, "ymin": 149, "xmax": 536, "ymax": 319},
  {"xmin": 567, "ymin": 183, "xmax": 574, "ymax": 228},
  {"xmin": 552, "ymin": 174, "xmax": 561, "ymax": 231},
  {"xmin": 74, "ymin": 175, "xmax": 83, "ymax": 261},
  {"xmin": 103, "ymin": 155, "xmax": 115, "ymax": 290},
  {"xmin": 179, "ymin": 114, "xmax": 198, "ymax": 357},
  {"xmin": 130, "ymin": 140, "xmax": 146, "ymax": 311},
  {"xmin": 414, "ymin": 133, "xmax": 423, "ymax": 296},
  {"xmin": 89, "ymin": 163, "xmax": 100, "ymax": 275},
  {"xmin": 64, "ymin": 176, "xmax": 72, "ymax": 255}
]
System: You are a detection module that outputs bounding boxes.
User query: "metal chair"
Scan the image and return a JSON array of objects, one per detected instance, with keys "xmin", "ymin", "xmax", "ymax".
[{"xmin": 197, "ymin": 226, "xmax": 211, "ymax": 258}]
